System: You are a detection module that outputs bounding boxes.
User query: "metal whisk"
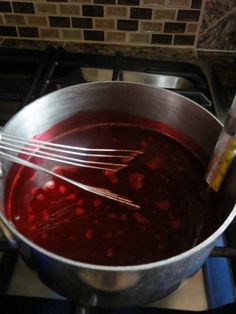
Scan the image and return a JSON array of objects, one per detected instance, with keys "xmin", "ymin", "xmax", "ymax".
[{"xmin": 0, "ymin": 132, "xmax": 142, "ymax": 209}]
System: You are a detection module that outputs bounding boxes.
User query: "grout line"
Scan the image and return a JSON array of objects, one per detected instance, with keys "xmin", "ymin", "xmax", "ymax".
[
  {"xmin": 199, "ymin": 7, "xmax": 236, "ymax": 38},
  {"xmin": 9, "ymin": 1, "xmax": 13, "ymax": 13},
  {"xmin": 197, "ymin": 48, "xmax": 236, "ymax": 53},
  {"xmin": 194, "ymin": 0, "xmax": 205, "ymax": 51},
  {"xmin": 1, "ymin": 13, "xmax": 6, "ymax": 25},
  {"xmin": 56, "ymin": 3, "xmax": 59, "ymax": 15},
  {"xmin": 15, "ymin": 26, "xmax": 19, "ymax": 37},
  {"xmin": 0, "ymin": 35, "xmax": 196, "ymax": 49}
]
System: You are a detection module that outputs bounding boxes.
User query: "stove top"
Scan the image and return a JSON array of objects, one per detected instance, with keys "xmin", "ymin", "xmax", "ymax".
[
  {"xmin": 0, "ymin": 46, "xmax": 235, "ymax": 313},
  {"xmin": 0, "ymin": 46, "xmax": 214, "ymax": 126}
]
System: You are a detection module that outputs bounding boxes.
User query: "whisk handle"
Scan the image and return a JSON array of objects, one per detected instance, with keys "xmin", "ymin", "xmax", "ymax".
[{"xmin": 205, "ymin": 94, "xmax": 236, "ymax": 192}]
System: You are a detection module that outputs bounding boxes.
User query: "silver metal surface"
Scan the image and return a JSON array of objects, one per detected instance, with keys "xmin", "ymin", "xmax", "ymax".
[
  {"xmin": 0, "ymin": 161, "xmax": 4, "ymax": 178},
  {"xmin": 120, "ymin": 71, "xmax": 195, "ymax": 89},
  {"xmin": 0, "ymin": 82, "xmax": 235, "ymax": 306},
  {"xmin": 81, "ymin": 67, "xmax": 195, "ymax": 90},
  {"xmin": 6, "ymin": 255, "xmax": 208, "ymax": 311},
  {"xmin": 81, "ymin": 68, "xmax": 113, "ymax": 81}
]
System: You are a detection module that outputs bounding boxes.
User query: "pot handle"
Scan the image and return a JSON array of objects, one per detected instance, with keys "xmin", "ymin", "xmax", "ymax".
[{"xmin": 211, "ymin": 246, "xmax": 236, "ymax": 258}]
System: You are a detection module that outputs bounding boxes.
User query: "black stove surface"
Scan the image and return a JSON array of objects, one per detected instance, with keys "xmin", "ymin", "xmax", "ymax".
[
  {"xmin": 0, "ymin": 295, "xmax": 236, "ymax": 314},
  {"xmin": 0, "ymin": 46, "xmax": 213, "ymax": 126}
]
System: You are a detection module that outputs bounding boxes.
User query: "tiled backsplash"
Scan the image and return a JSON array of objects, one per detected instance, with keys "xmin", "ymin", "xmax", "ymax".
[
  {"xmin": 0, "ymin": 0, "xmax": 202, "ymax": 47},
  {"xmin": 0, "ymin": 0, "xmax": 235, "ymax": 52}
]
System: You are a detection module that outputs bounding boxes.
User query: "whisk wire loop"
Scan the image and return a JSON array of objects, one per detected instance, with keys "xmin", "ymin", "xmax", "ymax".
[{"xmin": 0, "ymin": 132, "xmax": 141, "ymax": 209}]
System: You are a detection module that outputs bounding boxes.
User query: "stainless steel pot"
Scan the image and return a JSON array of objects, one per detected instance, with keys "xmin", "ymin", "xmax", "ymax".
[{"xmin": 0, "ymin": 82, "xmax": 235, "ymax": 306}]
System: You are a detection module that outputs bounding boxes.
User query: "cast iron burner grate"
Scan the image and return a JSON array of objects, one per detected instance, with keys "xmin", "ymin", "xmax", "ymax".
[
  {"xmin": 38, "ymin": 47, "xmax": 213, "ymax": 111},
  {"xmin": 0, "ymin": 46, "xmax": 213, "ymax": 126},
  {"xmin": 0, "ymin": 46, "xmax": 54, "ymax": 125}
]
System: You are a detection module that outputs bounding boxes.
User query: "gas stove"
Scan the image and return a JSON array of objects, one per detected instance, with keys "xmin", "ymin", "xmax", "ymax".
[{"xmin": 0, "ymin": 46, "xmax": 235, "ymax": 313}]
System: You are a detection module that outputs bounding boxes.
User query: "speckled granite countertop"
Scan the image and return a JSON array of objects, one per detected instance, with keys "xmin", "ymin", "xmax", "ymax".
[
  {"xmin": 213, "ymin": 62, "xmax": 236, "ymax": 109},
  {"xmin": 197, "ymin": 51, "xmax": 236, "ymax": 111}
]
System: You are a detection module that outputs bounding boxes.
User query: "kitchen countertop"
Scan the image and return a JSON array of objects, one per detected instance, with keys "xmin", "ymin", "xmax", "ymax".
[
  {"xmin": 197, "ymin": 51, "xmax": 235, "ymax": 111},
  {"xmin": 213, "ymin": 62, "xmax": 235, "ymax": 109}
]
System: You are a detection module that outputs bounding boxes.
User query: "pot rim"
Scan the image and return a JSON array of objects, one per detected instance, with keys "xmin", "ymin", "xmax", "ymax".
[{"xmin": 1, "ymin": 81, "xmax": 235, "ymax": 271}]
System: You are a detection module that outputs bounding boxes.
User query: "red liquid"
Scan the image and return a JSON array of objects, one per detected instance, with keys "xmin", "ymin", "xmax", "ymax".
[{"xmin": 5, "ymin": 119, "xmax": 222, "ymax": 266}]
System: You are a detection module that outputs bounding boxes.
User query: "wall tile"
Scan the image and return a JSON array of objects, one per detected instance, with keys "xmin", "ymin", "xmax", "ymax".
[
  {"xmin": 151, "ymin": 34, "xmax": 172, "ymax": 44},
  {"xmin": 82, "ymin": 5, "xmax": 103, "ymax": 17},
  {"xmin": 105, "ymin": 31, "xmax": 126, "ymax": 42},
  {"xmin": 4, "ymin": 14, "xmax": 26, "ymax": 25},
  {"xmin": 0, "ymin": 2, "xmax": 12, "ymax": 13},
  {"xmin": 36, "ymin": 3, "xmax": 57, "ymax": 15},
  {"xmin": 153, "ymin": 9, "xmax": 176, "ymax": 20},
  {"xmin": 0, "ymin": 25, "xmax": 17, "ymax": 36},
  {"xmin": 164, "ymin": 22, "xmax": 186, "ymax": 33},
  {"xmin": 46, "ymin": 0, "xmax": 68, "ymax": 2},
  {"xmin": 128, "ymin": 32, "xmax": 150, "ymax": 44},
  {"xmin": 13, "ymin": 2, "xmax": 35, "ymax": 14},
  {"xmin": 118, "ymin": 0, "xmax": 140, "ymax": 4},
  {"xmin": 94, "ymin": 0, "xmax": 116, "ymax": 4},
  {"xmin": 72, "ymin": 17, "xmax": 92, "ymax": 28},
  {"xmin": 84, "ymin": 29, "xmax": 104, "ymax": 40},
  {"xmin": 166, "ymin": 0, "xmax": 191, "ymax": 8},
  {"xmin": 118, "ymin": 0, "xmax": 140, "ymax": 5},
  {"xmin": 191, "ymin": 0, "xmax": 202, "ymax": 9},
  {"xmin": 18, "ymin": 26, "xmax": 39, "ymax": 37},
  {"xmin": 174, "ymin": 34, "xmax": 194, "ymax": 45},
  {"xmin": 70, "ymin": 0, "xmax": 92, "ymax": 3},
  {"xmin": 40, "ymin": 27, "xmax": 61, "ymax": 38},
  {"xmin": 94, "ymin": 18, "xmax": 115, "ymax": 29},
  {"xmin": 117, "ymin": 19, "xmax": 138, "ymax": 31},
  {"xmin": 130, "ymin": 8, "xmax": 152, "ymax": 20},
  {"xmin": 59, "ymin": 4, "xmax": 81, "ymax": 15},
  {"xmin": 61, "ymin": 28, "xmax": 82, "ymax": 40},
  {"xmin": 142, "ymin": 0, "xmax": 165, "ymax": 6},
  {"xmin": 49, "ymin": 16, "xmax": 70, "ymax": 27},
  {"xmin": 105, "ymin": 6, "xmax": 128, "ymax": 18},
  {"xmin": 26, "ymin": 15, "xmax": 48, "ymax": 26},
  {"xmin": 141, "ymin": 21, "xmax": 162, "ymax": 32},
  {"xmin": 177, "ymin": 9, "xmax": 200, "ymax": 21},
  {"xmin": 186, "ymin": 22, "xmax": 197, "ymax": 33}
]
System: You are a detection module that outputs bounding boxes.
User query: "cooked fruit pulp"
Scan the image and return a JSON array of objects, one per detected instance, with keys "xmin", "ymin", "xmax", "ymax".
[{"xmin": 6, "ymin": 122, "xmax": 221, "ymax": 266}]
